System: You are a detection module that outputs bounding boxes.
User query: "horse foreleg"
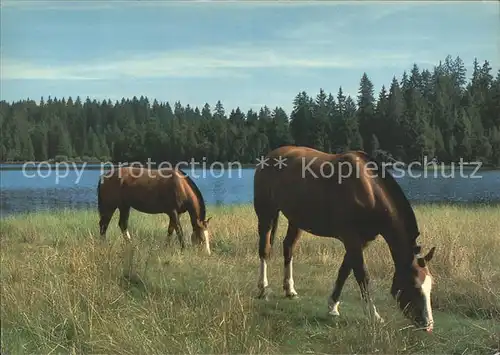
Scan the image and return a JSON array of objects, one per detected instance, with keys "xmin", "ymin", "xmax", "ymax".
[
  {"xmin": 166, "ymin": 215, "xmax": 176, "ymax": 243},
  {"xmin": 175, "ymin": 224, "xmax": 185, "ymax": 249},
  {"xmin": 350, "ymin": 246, "xmax": 384, "ymax": 323},
  {"xmin": 283, "ymin": 223, "xmax": 302, "ymax": 298},
  {"xmin": 118, "ymin": 206, "xmax": 132, "ymax": 243},
  {"xmin": 328, "ymin": 251, "xmax": 352, "ymax": 316},
  {"xmin": 171, "ymin": 211, "xmax": 185, "ymax": 249}
]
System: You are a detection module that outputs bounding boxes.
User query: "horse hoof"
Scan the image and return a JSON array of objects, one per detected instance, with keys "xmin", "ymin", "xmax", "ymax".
[
  {"xmin": 285, "ymin": 293, "xmax": 299, "ymax": 299},
  {"xmin": 328, "ymin": 310, "xmax": 340, "ymax": 317},
  {"xmin": 257, "ymin": 287, "xmax": 271, "ymax": 300},
  {"xmin": 257, "ymin": 294, "xmax": 270, "ymax": 301}
]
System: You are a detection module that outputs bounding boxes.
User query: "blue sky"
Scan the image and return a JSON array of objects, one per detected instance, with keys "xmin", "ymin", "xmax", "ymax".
[{"xmin": 1, "ymin": 0, "xmax": 499, "ymax": 114}]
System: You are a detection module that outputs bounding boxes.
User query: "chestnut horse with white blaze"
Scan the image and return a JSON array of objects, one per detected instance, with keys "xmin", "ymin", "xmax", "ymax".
[
  {"xmin": 254, "ymin": 145, "xmax": 436, "ymax": 332},
  {"xmin": 97, "ymin": 166, "xmax": 212, "ymax": 254}
]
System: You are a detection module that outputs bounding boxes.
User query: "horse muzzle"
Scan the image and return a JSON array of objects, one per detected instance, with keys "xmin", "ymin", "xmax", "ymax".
[
  {"xmin": 417, "ymin": 319, "xmax": 433, "ymax": 333},
  {"xmin": 422, "ymin": 320, "xmax": 433, "ymax": 332}
]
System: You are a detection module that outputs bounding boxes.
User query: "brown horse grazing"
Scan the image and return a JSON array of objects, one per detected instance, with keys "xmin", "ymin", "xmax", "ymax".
[
  {"xmin": 254, "ymin": 145, "xmax": 436, "ymax": 332},
  {"xmin": 97, "ymin": 165, "xmax": 212, "ymax": 255}
]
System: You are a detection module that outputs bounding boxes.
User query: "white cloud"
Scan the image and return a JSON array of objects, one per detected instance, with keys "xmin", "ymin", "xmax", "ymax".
[
  {"xmin": 2, "ymin": 42, "xmax": 429, "ymax": 81},
  {"xmin": 0, "ymin": 0, "xmax": 115, "ymax": 10},
  {"xmin": 0, "ymin": 0, "xmax": 359, "ymax": 11},
  {"xmin": 276, "ymin": 4, "xmax": 428, "ymax": 43},
  {"xmin": 0, "ymin": 0, "xmax": 353, "ymax": 12}
]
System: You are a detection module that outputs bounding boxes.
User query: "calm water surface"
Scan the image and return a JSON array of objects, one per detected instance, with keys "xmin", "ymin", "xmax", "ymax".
[{"xmin": 1, "ymin": 164, "xmax": 499, "ymax": 217}]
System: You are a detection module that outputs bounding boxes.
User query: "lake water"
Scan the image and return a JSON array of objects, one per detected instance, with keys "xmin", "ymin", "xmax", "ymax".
[{"xmin": 1, "ymin": 163, "xmax": 499, "ymax": 217}]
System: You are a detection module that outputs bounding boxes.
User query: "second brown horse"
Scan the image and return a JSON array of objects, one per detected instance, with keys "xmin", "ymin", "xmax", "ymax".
[
  {"xmin": 254, "ymin": 145, "xmax": 436, "ymax": 332},
  {"xmin": 97, "ymin": 165, "xmax": 212, "ymax": 255}
]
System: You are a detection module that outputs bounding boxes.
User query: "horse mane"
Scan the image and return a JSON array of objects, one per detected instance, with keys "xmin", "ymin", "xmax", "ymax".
[
  {"xmin": 381, "ymin": 166, "xmax": 420, "ymax": 241},
  {"xmin": 357, "ymin": 151, "xmax": 420, "ymax": 244},
  {"xmin": 176, "ymin": 168, "xmax": 206, "ymax": 221}
]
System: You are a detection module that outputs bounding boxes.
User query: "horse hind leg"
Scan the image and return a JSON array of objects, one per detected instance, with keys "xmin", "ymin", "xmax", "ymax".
[
  {"xmin": 283, "ymin": 223, "xmax": 302, "ymax": 298},
  {"xmin": 99, "ymin": 208, "xmax": 116, "ymax": 239},
  {"xmin": 97, "ymin": 189, "xmax": 116, "ymax": 239},
  {"xmin": 257, "ymin": 210, "xmax": 279, "ymax": 300},
  {"xmin": 118, "ymin": 206, "xmax": 132, "ymax": 242}
]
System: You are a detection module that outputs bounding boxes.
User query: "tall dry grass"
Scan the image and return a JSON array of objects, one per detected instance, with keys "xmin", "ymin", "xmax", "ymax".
[{"xmin": 1, "ymin": 204, "xmax": 499, "ymax": 354}]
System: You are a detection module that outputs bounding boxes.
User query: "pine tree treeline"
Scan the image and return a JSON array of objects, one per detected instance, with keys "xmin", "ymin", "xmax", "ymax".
[{"xmin": 1, "ymin": 55, "xmax": 499, "ymax": 166}]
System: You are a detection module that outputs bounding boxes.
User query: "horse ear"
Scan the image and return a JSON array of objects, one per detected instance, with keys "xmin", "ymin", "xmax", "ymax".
[
  {"xmin": 197, "ymin": 217, "xmax": 211, "ymax": 228},
  {"xmin": 424, "ymin": 247, "xmax": 436, "ymax": 262}
]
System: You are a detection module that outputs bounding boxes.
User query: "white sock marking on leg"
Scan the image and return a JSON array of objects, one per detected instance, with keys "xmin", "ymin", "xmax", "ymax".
[
  {"xmin": 123, "ymin": 230, "xmax": 131, "ymax": 242},
  {"xmin": 329, "ymin": 301, "xmax": 340, "ymax": 316},
  {"xmin": 284, "ymin": 257, "xmax": 297, "ymax": 296},
  {"xmin": 362, "ymin": 297, "xmax": 384, "ymax": 323},
  {"xmin": 370, "ymin": 302, "xmax": 383, "ymax": 322},
  {"xmin": 259, "ymin": 258, "xmax": 268, "ymax": 289}
]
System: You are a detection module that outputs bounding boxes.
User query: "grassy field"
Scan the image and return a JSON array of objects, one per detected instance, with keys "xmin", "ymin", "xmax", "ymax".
[{"xmin": 1, "ymin": 204, "xmax": 499, "ymax": 354}]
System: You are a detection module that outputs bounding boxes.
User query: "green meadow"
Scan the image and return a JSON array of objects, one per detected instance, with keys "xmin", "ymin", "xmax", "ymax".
[{"xmin": 1, "ymin": 204, "xmax": 499, "ymax": 354}]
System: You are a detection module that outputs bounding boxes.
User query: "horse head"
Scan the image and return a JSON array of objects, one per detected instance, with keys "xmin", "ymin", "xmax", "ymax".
[
  {"xmin": 191, "ymin": 217, "xmax": 212, "ymax": 255},
  {"xmin": 391, "ymin": 245, "xmax": 436, "ymax": 332}
]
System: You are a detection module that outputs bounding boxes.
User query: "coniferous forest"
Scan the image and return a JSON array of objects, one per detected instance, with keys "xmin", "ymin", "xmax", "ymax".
[{"xmin": 1, "ymin": 55, "xmax": 499, "ymax": 166}]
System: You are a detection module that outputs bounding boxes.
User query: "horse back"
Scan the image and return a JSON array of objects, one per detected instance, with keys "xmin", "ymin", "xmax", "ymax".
[
  {"xmin": 254, "ymin": 146, "xmax": 398, "ymax": 237},
  {"xmin": 255, "ymin": 146, "xmax": 378, "ymax": 207},
  {"xmin": 98, "ymin": 166, "xmax": 187, "ymax": 213}
]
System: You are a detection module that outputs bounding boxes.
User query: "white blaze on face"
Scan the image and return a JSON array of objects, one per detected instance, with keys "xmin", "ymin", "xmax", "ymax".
[
  {"xmin": 203, "ymin": 230, "xmax": 211, "ymax": 255},
  {"xmin": 420, "ymin": 274, "xmax": 434, "ymax": 330}
]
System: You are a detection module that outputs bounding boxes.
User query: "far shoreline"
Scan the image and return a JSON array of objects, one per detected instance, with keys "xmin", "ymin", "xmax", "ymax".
[
  {"xmin": 1, "ymin": 160, "xmax": 498, "ymax": 171},
  {"xmin": 0, "ymin": 161, "xmax": 258, "ymax": 170}
]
